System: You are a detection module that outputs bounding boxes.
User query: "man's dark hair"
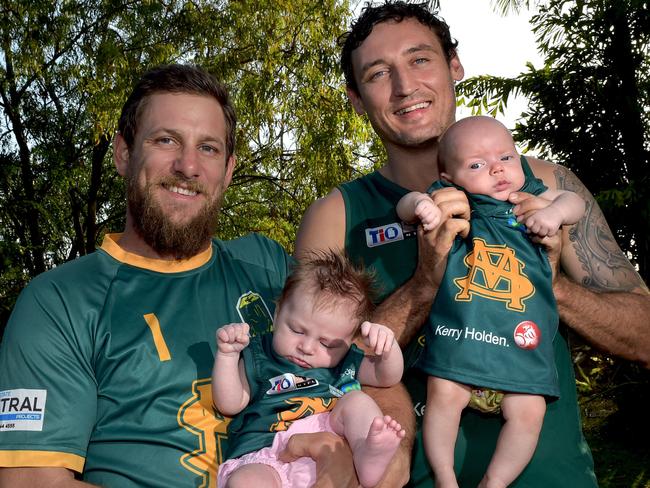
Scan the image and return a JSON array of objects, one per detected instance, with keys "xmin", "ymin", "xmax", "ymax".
[
  {"xmin": 117, "ymin": 64, "xmax": 237, "ymax": 159},
  {"xmin": 340, "ymin": 1, "xmax": 458, "ymax": 94}
]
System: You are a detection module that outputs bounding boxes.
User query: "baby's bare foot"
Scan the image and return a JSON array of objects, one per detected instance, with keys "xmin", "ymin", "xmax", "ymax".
[{"xmin": 355, "ymin": 415, "xmax": 406, "ymax": 487}]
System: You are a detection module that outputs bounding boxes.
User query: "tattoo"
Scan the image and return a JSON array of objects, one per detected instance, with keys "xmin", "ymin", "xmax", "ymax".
[{"xmin": 555, "ymin": 166, "xmax": 642, "ymax": 292}]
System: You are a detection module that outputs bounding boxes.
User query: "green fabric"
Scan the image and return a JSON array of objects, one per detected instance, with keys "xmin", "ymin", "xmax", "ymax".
[
  {"xmin": 225, "ymin": 333, "xmax": 365, "ymax": 459},
  {"xmin": 0, "ymin": 234, "xmax": 290, "ymax": 488},
  {"xmin": 338, "ymin": 156, "xmax": 597, "ymax": 487},
  {"xmin": 419, "ymin": 171, "xmax": 560, "ymax": 398}
]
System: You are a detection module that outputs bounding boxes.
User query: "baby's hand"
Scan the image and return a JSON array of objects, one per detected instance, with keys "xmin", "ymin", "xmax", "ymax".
[
  {"xmin": 414, "ymin": 195, "xmax": 442, "ymax": 231},
  {"xmin": 217, "ymin": 323, "xmax": 250, "ymax": 355},
  {"xmin": 524, "ymin": 207, "xmax": 563, "ymax": 237},
  {"xmin": 361, "ymin": 321, "xmax": 396, "ymax": 356}
]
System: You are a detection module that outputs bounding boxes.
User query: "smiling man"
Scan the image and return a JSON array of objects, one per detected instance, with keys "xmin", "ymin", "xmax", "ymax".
[
  {"xmin": 295, "ymin": 2, "xmax": 650, "ymax": 487},
  {"xmin": 0, "ymin": 65, "xmax": 292, "ymax": 487},
  {"xmin": 115, "ymin": 90, "xmax": 234, "ymax": 260}
]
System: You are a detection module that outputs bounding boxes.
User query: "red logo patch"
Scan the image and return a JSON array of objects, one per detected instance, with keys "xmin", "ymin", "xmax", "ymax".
[{"xmin": 513, "ymin": 321, "xmax": 541, "ymax": 350}]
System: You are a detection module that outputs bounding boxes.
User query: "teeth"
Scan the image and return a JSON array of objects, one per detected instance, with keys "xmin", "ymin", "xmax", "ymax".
[
  {"xmin": 396, "ymin": 102, "xmax": 429, "ymax": 115},
  {"xmin": 169, "ymin": 185, "xmax": 197, "ymax": 197}
]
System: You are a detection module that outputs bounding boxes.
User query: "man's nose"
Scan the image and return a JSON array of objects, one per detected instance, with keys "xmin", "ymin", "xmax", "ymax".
[
  {"xmin": 392, "ymin": 66, "xmax": 416, "ymax": 97},
  {"xmin": 173, "ymin": 146, "xmax": 200, "ymax": 178}
]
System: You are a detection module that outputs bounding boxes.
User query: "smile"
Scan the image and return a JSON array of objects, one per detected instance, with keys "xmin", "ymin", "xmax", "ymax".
[
  {"xmin": 395, "ymin": 101, "xmax": 430, "ymax": 115},
  {"xmin": 168, "ymin": 185, "xmax": 198, "ymax": 197}
]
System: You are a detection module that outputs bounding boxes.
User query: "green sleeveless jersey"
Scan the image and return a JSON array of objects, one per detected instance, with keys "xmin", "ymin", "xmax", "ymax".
[
  {"xmin": 338, "ymin": 157, "xmax": 597, "ymax": 487},
  {"xmin": 419, "ymin": 176, "xmax": 560, "ymax": 398},
  {"xmin": 225, "ymin": 333, "xmax": 365, "ymax": 460},
  {"xmin": 0, "ymin": 233, "xmax": 290, "ymax": 488}
]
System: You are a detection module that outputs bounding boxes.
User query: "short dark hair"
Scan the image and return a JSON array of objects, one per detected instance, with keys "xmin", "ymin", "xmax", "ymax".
[
  {"xmin": 117, "ymin": 64, "xmax": 237, "ymax": 159},
  {"xmin": 340, "ymin": 1, "xmax": 458, "ymax": 94},
  {"xmin": 280, "ymin": 250, "xmax": 377, "ymax": 325}
]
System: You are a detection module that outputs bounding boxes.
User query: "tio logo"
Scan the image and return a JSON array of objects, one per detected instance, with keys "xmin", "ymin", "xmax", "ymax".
[
  {"xmin": 513, "ymin": 321, "xmax": 541, "ymax": 350},
  {"xmin": 365, "ymin": 223, "xmax": 404, "ymax": 248}
]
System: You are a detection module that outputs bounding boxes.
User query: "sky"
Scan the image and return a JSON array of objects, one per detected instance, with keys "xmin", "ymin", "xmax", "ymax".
[{"xmin": 436, "ymin": 1, "xmax": 543, "ymax": 130}]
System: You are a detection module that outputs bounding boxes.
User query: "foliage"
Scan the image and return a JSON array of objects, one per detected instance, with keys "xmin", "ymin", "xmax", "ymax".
[
  {"xmin": 0, "ymin": 0, "xmax": 367, "ymax": 331},
  {"xmin": 457, "ymin": 0, "xmax": 650, "ymax": 281}
]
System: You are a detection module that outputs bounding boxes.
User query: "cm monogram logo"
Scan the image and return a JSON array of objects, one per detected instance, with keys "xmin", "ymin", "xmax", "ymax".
[
  {"xmin": 454, "ymin": 238, "xmax": 535, "ymax": 311},
  {"xmin": 178, "ymin": 379, "xmax": 230, "ymax": 488},
  {"xmin": 270, "ymin": 397, "xmax": 335, "ymax": 432}
]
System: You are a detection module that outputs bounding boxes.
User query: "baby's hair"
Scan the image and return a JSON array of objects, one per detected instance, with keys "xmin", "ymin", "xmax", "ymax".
[{"xmin": 279, "ymin": 250, "xmax": 377, "ymax": 325}]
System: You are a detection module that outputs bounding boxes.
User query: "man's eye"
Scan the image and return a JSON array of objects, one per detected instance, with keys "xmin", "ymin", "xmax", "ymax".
[
  {"xmin": 369, "ymin": 69, "xmax": 387, "ymax": 81},
  {"xmin": 157, "ymin": 137, "xmax": 174, "ymax": 145},
  {"xmin": 200, "ymin": 145, "xmax": 217, "ymax": 154},
  {"xmin": 414, "ymin": 57, "xmax": 428, "ymax": 65}
]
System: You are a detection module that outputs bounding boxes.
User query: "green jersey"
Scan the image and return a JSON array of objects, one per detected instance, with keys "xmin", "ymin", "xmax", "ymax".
[
  {"xmin": 226, "ymin": 333, "xmax": 365, "ymax": 460},
  {"xmin": 419, "ymin": 177, "xmax": 560, "ymax": 398},
  {"xmin": 0, "ymin": 233, "xmax": 290, "ymax": 488},
  {"xmin": 338, "ymin": 157, "xmax": 597, "ymax": 487}
]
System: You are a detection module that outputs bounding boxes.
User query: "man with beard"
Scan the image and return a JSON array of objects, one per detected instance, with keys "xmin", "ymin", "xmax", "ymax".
[{"xmin": 0, "ymin": 64, "xmax": 294, "ymax": 487}]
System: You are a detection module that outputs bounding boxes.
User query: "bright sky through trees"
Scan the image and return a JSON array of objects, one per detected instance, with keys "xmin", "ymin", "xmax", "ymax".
[{"xmin": 437, "ymin": 0, "xmax": 543, "ymax": 129}]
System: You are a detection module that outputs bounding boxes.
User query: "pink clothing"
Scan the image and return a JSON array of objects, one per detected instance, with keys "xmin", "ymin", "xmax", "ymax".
[{"xmin": 217, "ymin": 412, "xmax": 336, "ymax": 487}]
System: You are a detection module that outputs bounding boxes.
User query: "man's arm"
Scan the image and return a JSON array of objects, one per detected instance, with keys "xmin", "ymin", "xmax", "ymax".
[
  {"xmin": 518, "ymin": 159, "xmax": 650, "ymax": 367},
  {"xmin": 371, "ymin": 187, "xmax": 470, "ymax": 346},
  {"xmin": 0, "ymin": 468, "xmax": 98, "ymax": 487}
]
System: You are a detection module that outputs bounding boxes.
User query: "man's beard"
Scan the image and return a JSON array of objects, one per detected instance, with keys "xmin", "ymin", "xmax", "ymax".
[{"xmin": 126, "ymin": 174, "xmax": 223, "ymax": 260}]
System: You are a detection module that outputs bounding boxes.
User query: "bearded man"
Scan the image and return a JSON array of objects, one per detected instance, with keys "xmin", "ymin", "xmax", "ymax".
[{"xmin": 0, "ymin": 64, "xmax": 294, "ymax": 487}]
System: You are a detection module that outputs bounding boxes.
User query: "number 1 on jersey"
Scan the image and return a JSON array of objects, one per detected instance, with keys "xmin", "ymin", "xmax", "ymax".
[{"xmin": 144, "ymin": 313, "xmax": 172, "ymax": 362}]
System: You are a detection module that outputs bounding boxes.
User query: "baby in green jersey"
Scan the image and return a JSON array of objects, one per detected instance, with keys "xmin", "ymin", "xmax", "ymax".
[
  {"xmin": 213, "ymin": 250, "xmax": 406, "ymax": 488},
  {"xmin": 397, "ymin": 116, "xmax": 585, "ymax": 488}
]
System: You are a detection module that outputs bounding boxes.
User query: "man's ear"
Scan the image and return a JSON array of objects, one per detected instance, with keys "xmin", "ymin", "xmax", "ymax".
[
  {"xmin": 346, "ymin": 86, "xmax": 366, "ymax": 116},
  {"xmin": 113, "ymin": 133, "xmax": 130, "ymax": 177},
  {"xmin": 450, "ymin": 53, "xmax": 465, "ymax": 82},
  {"xmin": 223, "ymin": 154, "xmax": 237, "ymax": 189}
]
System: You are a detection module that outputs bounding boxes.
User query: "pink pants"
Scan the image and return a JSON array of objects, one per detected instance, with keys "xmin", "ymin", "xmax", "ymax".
[{"xmin": 217, "ymin": 412, "xmax": 336, "ymax": 487}]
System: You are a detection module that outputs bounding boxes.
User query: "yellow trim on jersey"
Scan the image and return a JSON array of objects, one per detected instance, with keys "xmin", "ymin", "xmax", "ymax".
[
  {"xmin": 101, "ymin": 233, "xmax": 212, "ymax": 273},
  {"xmin": 0, "ymin": 450, "xmax": 85, "ymax": 472},
  {"xmin": 144, "ymin": 313, "xmax": 172, "ymax": 361}
]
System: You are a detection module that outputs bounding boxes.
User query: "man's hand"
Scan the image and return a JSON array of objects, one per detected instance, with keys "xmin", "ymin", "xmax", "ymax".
[
  {"xmin": 417, "ymin": 187, "xmax": 470, "ymax": 289},
  {"xmin": 361, "ymin": 321, "xmax": 396, "ymax": 356},
  {"xmin": 278, "ymin": 432, "xmax": 360, "ymax": 488},
  {"xmin": 537, "ymin": 233, "xmax": 562, "ymax": 282},
  {"xmin": 510, "ymin": 191, "xmax": 551, "ymax": 224},
  {"xmin": 216, "ymin": 323, "xmax": 250, "ymax": 355}
]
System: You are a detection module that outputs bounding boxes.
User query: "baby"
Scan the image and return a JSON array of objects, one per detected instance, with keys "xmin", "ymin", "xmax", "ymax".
[
  {"xmin": 397, "ymin": 116, "xmax": 585, "ymax": 488},
  {"xmin": 213, "ymin": 250, "xmax": 405, "ymax": 488}
]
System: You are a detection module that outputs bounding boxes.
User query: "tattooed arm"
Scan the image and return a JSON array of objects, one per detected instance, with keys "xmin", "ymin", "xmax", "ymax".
[{"xmin": 515, "ymin": 158, "xmax": 650, "ymax": 368}]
